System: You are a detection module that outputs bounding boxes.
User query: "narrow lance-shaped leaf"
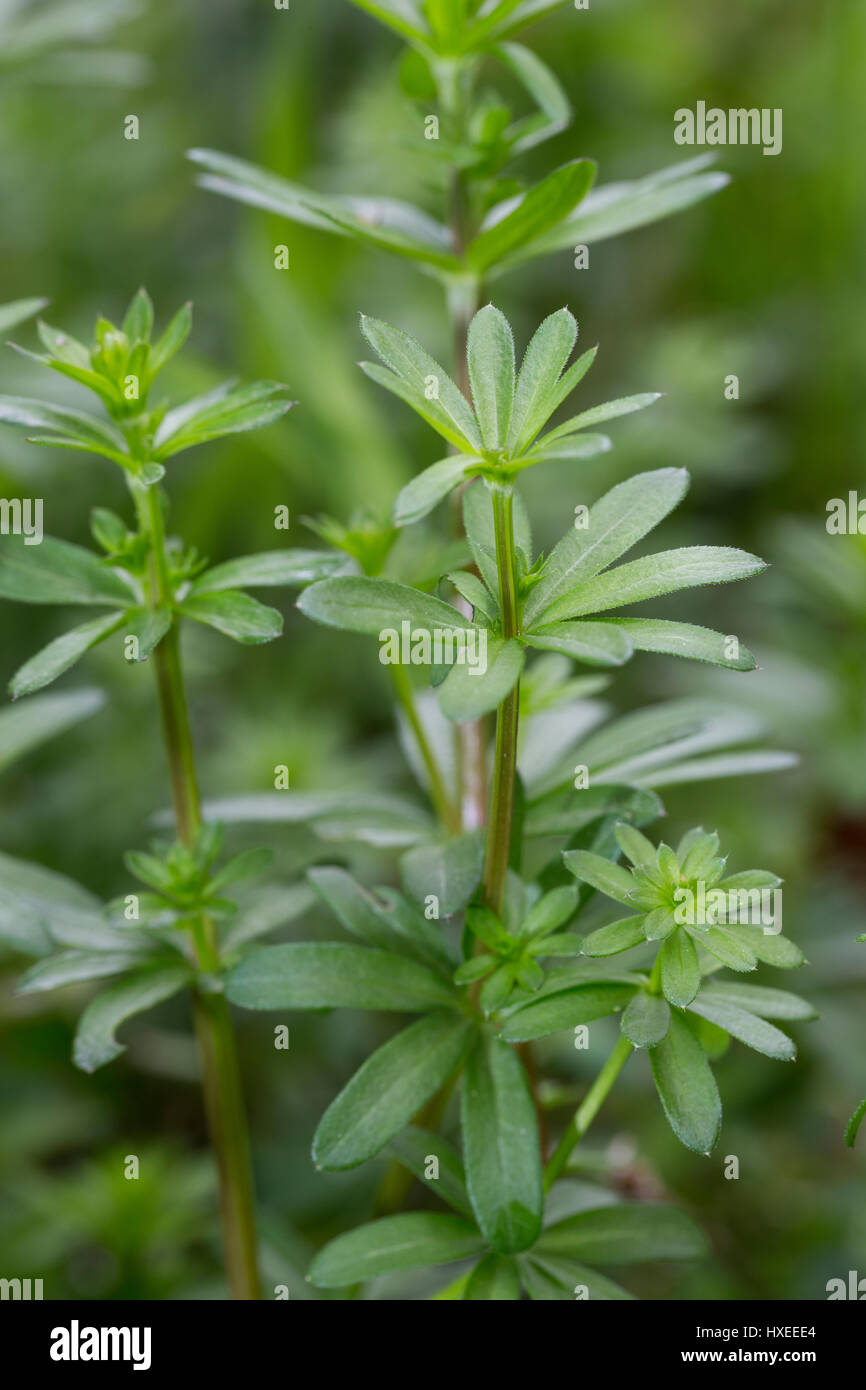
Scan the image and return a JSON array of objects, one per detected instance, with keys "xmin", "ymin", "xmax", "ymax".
[
  {"xmin": 467, "ymin": 160, "xmax": 596, "ymax": 272},
  {"xmin": 10, "ymin": 612, "xmax": 124, "ymax": 699},
  {"xmin": 467, "ymin": 304, "xmax": 515, "ymax": 450},
  {"xmin": 308, "ymin": 1213, "xmax": 485, "ymax": 1289},
  {"xmin": 73, "ymin": 965, "xmax": 192, "ymax": 1073},
  {"xmin": 0, "ymin": 535, "xmax": 138, "ymax": 607},
  {"xmin": 649, "ymin": 1009, "xmax": 722, "ymax": 1154},
  {"xmin": 193, "ymin": 550, "xmax": 345, "ymax": 593},
  {"xmin": 225, "ymin": 942, "xmax": 457, "ymax": 1012},
  {"xmin": 179, "ymin": 591, "xmax": 283, "ymax": 644},
  {"xmin": 461, "ymin": 1030, "xmax": 543, "ymax": 1253},
  {"xmin": 539, "ymin": 546, "xmax": 766, "ymax": 624}
]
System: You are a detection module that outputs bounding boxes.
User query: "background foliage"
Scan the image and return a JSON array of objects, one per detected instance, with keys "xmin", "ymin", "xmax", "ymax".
[{"xmin": 0, "ymin": 0, "xmax": 863, "ymax": 1299}]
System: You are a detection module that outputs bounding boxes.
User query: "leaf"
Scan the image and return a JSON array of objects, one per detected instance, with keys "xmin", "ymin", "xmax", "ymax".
[
  {"xmin": 495, "ymin": 41, "xmax": 570, "ymax": 154},
  {"xmin": 660, "ymin": 930, "xmax": 701, "ymax": 1007},
  {"xmin": 649, "ymin": 1009, "xmax": 721, "ymax": 1154},
  {"xmin": 122, "ymin": 287, "xmax": 153, "ymax": 342},
  {"xmin": 297, "ymin": 575, "xmax": 474, "ymax": 641},
  {"xmin": 393, "ymin": 455, "xmax": 477, "ymax": 527},
  {"xmin": 698, "ymin": 982, "xmax": 815, "ymax": 1021},
  {"xmin": 520, "ymin": 1255, "xmax": 634, "ymax": 1301},
  {"xmin": 524, "ymin": 621, "xmax": 632, "ymax": 667},
  {"xmin": 10, "ymin": 612, "xmax": 124, "ymax": 698},
  {"xmin": 621, "ymin": 992, "xmax": 670, "ymax": 1048},
  {"xmin": 387, "ymin": 1127, "xmax": 472, "ymax": 1218},
  {"xmin": 497, "ymin": 160, "xmax": 730, "ymax": 270},
  {"xmin": 467, "ymin": 160, "xmax": 596, "ymax": 272},
  {"xmin": 729, "ymin": 924, "xmax": 805, "ymax": 970},
  {"xmin": 153, "ymin": 380, "xmax": 293, "ymax": 457},
  {"xmin": 467, "ymin": 305, "xmax": 515, "ymax": 450},
  {"xmin": 525, "ymin": 431, "xmax": 611, "ymax": 464},
  {"xmin": 521, "ymin": 884, "xmax": 578, "ymax": 939},
  {"xmin": 524, "ymin": 469, "xmax": 689, "ymax": 627},
  {"xmin": 608, "ymin": 619, "xmax": 756, "ymax": 671},
  {"xmin": 464, "ymin": 1254, "xmax": 522, "ymax": 1300},
  {"xmin": 461, "ymin": 1030, "xmax": 542, "ymax": 1253},
  {"xmin": 506, "ymin": 307, "xmax": 576, "ymax": 453},
  {"xmin": 72, "ymin": 965, "xmax": 191, "ymax": 1072},
  {"xmin": 18, "ymin": 950, "xmax": 149, "ymax": 994},
  {"xmin": 149, "ymin": 301, "xmax": 192, "ymax": 376},
  {"xmin": 312, "ymin": 1012, "xmax": 475, "ymax": 1170},
  {"xmin": 401, "ymin": 831, "xmax": 484, "ymax": 916},
  {"xmin": 438, "ymin": 636, "xmax": 524, "ymax": 722},
  {"xmin": 580, "ymin": 915, "xmax": 647, "ymax": 958},
  {"xmin": 696, "ymin": 925, "xmax": 758, "ymax": 973},
  {"xmin": 225, "ymin": 942, "xmax": 457, "ymax": 1012},
  {"xmin": 463, "ymin": 478, "xmax": 533, "ymax": 593},
  {"xmin": 179, "ymin": 591, "xmax": 283, "ymax": 644},
  {"xmin": 0, "ymin": 395, "xmax": 130, "ymax": 464},
  {"xmin": 580, "ymin": 698, "xmax": 765, "ymax": 784},
  {"xmin": 845, "ymin": 1098, "xmax": 866, "ymax": 1149},
  {"xmin": 308, "ymin": 866, "xmax": 452, "ymax": 970},
  {"xmin": 501, "ymin": 981, "xmax": 637, "ymax": 1041},
  {"xmin": 122, "ymin": 608, "xmax": 171, "ymax": 662},
  {"xmin": 0, "ymin": 535, "xmax": 137, "ymax": 607},
  {"xmin": 308, "ymin": 1212, "xmax": 485, "ymax": 1289},
  {"xmin": 0, "ymin": 297, "xmax": 49, "ymax": 333},
  {"xmin": 447, "ymin": 569, "xmax": 499, "ymax": 622},
  {"xmin": 539, "ymin": 546, "xmax": 766, "ymax": 624},
  {"xmin": 0, "ymin": 687, "xmax": 103, "ymax": 774},
  {"xmin": 539, "ymin": 392, "xmax": 662, "ymax": 442},
  {"xmin": 562, "ymin": 849, "xmax": 637, "ymax": 905},
  {"xmin": 538, "ymin": 1203, "xmax": 708, "ymax": 1264},
  {"xmin": 687, "ymin": 995, "xmax": 796, "ymax": 1061},
  {"xmin": 193, "ymin": 550, "xmax": 345, "ymax": 593},
  {"xmin": 361, "ymin": 315, "xmax": 481, "ymax": 450},
  {"xmin": 523, "ymin": 783, "xmax": 661, "ymax": 839}
]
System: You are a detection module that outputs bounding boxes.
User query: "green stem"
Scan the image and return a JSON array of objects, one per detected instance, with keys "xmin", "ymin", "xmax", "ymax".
[
  {"xmin": 135, "ymin": 478, "xmax": 262, "ymax": 1300},
  {"xmin": 543, "ymin": 1035, "xmax": 634, "ymax": 1192},
  {"xmin": 482, "ymin": 484, "xmax": 520, "ymax": 916},
  {"xmin": 390, "ymin": 662, "xmax": 459, "ymax": 833}
]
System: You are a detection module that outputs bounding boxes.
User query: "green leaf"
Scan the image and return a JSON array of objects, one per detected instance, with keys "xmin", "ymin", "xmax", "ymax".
[
  {"xmin": 538, "ymin": 1203, "xmax": 708, "ymax": 1264},
  {"xmin": 0, "ymin": 687, "xmax": 103, "ymax": 774},
  {"xmin": 308, "ymin": 1212, "xmax": 485, "ymax": 1289},
  {"xmin": 461, "ymin": 1030, "xmax": 542, "ymax": 1253},
  {"xmin": 10, "ymin": 612, "xmax": 124, "ymax": 698},
  {"xmin": 447, "ymin": 569, "xmax": 499, "ymax": 623},
  {"xmin": 463, "ymin": 478, "xmax": 533, "ymax": 593},
  {"xmin": 72, "ymin": 965, "xmax": 191, "ymax": 1072},
  {"xmin": 153, "ymin": 380, "xmax": 293, "ymax": 458},
  {"xmin": 393, "ymin": 456, "xmax": 477, "ymax": 527},
  {"xmin": 726, "ymin": 924, "xmax": 804, "ymax": 969},
  {"xmin": 844, "ymin": 1098, "xmax": 866, "ymax": 1149},
  {"xmin": 525, "ymin": 431, "xmax": 611, "ymax": 465},
  {"xmin": 562, "ymin": 850, "xmax": 637, "ymax": 905},
  {"xmin": 696, "ymin": 925, "xmax": 758, "ymax": 973},
  {"xmin": 467, "ymin": 305, "xmax": 515, "ymax": 450},
  {"xmin": 697, "ymin": 982, "xmax": 815, "ymax": 1021},
  {"xmin": 0, "ymin": 394, "xmax": 131, "ymax": 464},
  {"xmin": 614, "ymin": 823, "xmax": 658, "ymax": 874},
  {"xmin": 149, "ymin": 301, "xmax": 192, "ymax": 376},
  {"xmin": 401, "ymin": 831, "xmax": 484, "ymax": 916},
  {"xmin": 193, "ymin": 550, "xmax": 345, "ymax": 593},
  {"xmin": 621, "ymin": 992, "xmax": 670, "ymax": 1048},
  {"xmin": 649, "ymin": 1009, "xmax": 721, "ymax": 1154},
  {"xmin": 312, "ymin": 1012, "xmax": 475, "ymax": 1169},
  {"xmin": 464, "ymin": 1254, "xmax": 522, "ymax": 1300},
  {"xmin": 520, "ymin": 1255, "xmax": 634, "ymax": 1301},
  {"xmin": 495, "ymin": 41, "xmax": 570, "ymax": 154},
  {"xmin": 687, "ymin": 995, "xmax": 796, "ymax": 1061},
  {"xmin": 308, "ymin": 866, "xmax": 452, "ymax": 970},
  {"xmin": 438, "ymin": 636, "xmax": 524, "ymax": 722},
  {"xmin": 0, "ymin": 535, "xmax": 137, "ymax": 607},
  {"xmin": 179, "ymin": 591, "xmax": 283, "ymax": 644},
  {"xmin": 361, "ymin": 315, "xmax": 481, "ymax": 450},
  {"xmin": 501, "ymin": 981, "xmax": 637, "ymax": 1041},
  {"xmin": 660, "ymin": 930, "xmax": 701, "ymax": 1007},
  {"xmin": 608, "ymin": 619, "xmax": 756, "ymax": 671},
  {"xmin": 225, "ymin": 942, "xmax": 457, "ymax": 1012},
  {"xmin": 539, "ymin": 393, "xmax": 662, "ymax": 443},
  {"xmin": 524, "ymin": 469, "xmax": 689, "ymax": 626},
  {"xmin": 297, "ymin": 575, "xmax": 474, "ymax": 641},
  {"xmin": 524, "ymin": 621, "xmax": 632, "ymax": 667},
  {"xmin": 539, "ymin": 546, "xmax": 766, "ymax": 624},
  {"xmin": 0, "ymin": 297, "xmax": 48, "ymax": 334},
  {"xmin": 467, "ymin": 161, "xmax": 596, "ymax": 272},
  {"xmin": 506, "ymin": 307, "xmax": 576, "ymax": 453},
  {"xmin": 122, "ymin": 287, "xmax": 153, "ymax": 342},
  {"xmin": 18, "ymin": 950, "xmax": 149, "ymax": 994},
  {"xmin": 580, "ymin": 915, "xmax": 647, "ymax": 958},
  {"xmin": 521, "ymin": 884, "xmax": 578, "ymax": 939},
  {"xmin": 122, "ymin": 608, "xmax": 171, "ymax": 662},
  {"xmin": 387, "ymin": 1126, "xmax": 472, "ymax": 1218}
]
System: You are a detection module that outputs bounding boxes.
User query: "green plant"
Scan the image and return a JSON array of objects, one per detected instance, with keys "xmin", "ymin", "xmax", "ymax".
[
  {"xmin": 0, "ymin": 289, "xmax": 342, "ymax": 1298},
  {"xmin": 221, "ymin": 302, "xmax": 813, "ymax": 1298}
]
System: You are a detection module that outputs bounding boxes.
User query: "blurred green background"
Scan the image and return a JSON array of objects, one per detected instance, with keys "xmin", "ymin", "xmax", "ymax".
[{"xmin": 1, "ymin": 0, "xmax": 864, "ymax": 1299}]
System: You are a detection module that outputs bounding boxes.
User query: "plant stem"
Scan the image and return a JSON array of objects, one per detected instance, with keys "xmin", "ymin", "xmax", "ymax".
[
  {"xmin": 136, "ymin": 479, "xmax": 262, "ymax": 1300},
  {"xmin": 543, "ymin": 1035, "xmax": 634, "ymax": 1192},
  {"xmin": 482, "ymin": 484, "xmax": 520, "ymax": 916},
  {"xmin": 390, "ymin": 661, "xmax": 460, "ymax": 833}
]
